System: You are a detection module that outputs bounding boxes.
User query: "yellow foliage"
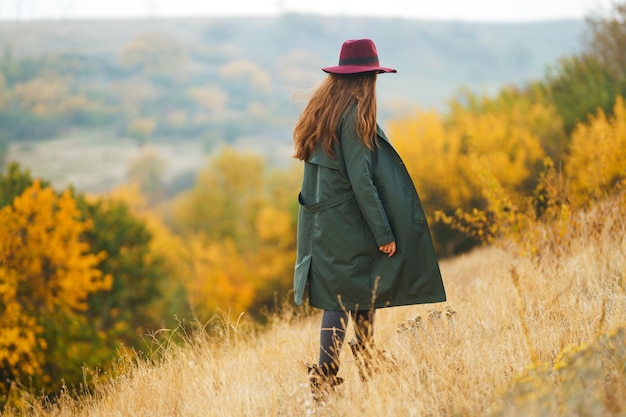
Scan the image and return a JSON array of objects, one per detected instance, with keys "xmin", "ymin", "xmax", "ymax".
[
  {"xmin": 389, "ymin": 99, "xmax": 547, "ymax": 217},
  {"xmin": 389, "ymin": 90, "xmax": 573, "ymax": 256},
  {"xmin": 143, "ymin": 210, "xmax": 190, "ymax": 281},
  {"xmin": 255, "ymin": 205, "xmax": 292, "ymax": 244},
  {"xmin": 104, "ymin": 182, "xmax": 192, "ymax": 317},
  {"xmin": 0, "ymin": 270, "xmax": 43, "ymax": 375},
  {"xmin": 186, "ymin": 235, "xmax": 256, "ymax": 320},
  {"xmin": 1, "ymin": 181, "xmax": 111, "ymax": 311},
  {"xmin": 434, "ymin": 152, "xmax": 528, "ymax": 245},
  {"xmin": 104, "ymin": 181, "xmax": 147, "ymax": 211},
  {"xmin": 450, "ymin": 111, "xmax": 545, "ymax": 189},
  {"xmin": 0, "ymin": 181, "xmax": 112, "ymax": 378},
  {"xmin": 253, "ymin": 206, "xmax": 297, "ymax": 291},
  {"xmin": 436, "ymin": 156, "xmax": 576, "ymax": 258},
  {"xmin": 172, "ymin": 146, "xmax": 265, "ymax": 244},
  {"xmin": 566, "ymin": 96, "xmax": 626, "ymax": 206},
  {"xmin": 106, "ymin": 178, "xmax": 288, "ymax": 318},
  {"xmin": 389, "ymin": 109, "xmax": 472, "ymax": 210},
  {"xmin": 107, "ymin": 151, "xmax": 302, "ymax": 319}
]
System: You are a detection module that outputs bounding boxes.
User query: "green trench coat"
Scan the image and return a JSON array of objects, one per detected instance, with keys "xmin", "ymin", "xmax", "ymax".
[{"xmin": 293, "ymin": 105, "xmax": 446, "ymax": 310}]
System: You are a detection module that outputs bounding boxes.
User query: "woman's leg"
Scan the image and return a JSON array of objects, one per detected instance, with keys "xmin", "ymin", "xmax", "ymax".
[
  {"xmin": 318, "ymin": 310, "xmax": 349, "ymax": 372},
  {"xmin": 308, "ymin": 310, "xmax": 348, "ymax": 400},
  {"xmin": 351, "ymin": 309, "xmax": 375, "ymax": 346},
  {"xmin": 318, "ymin": 309, "xmax": 375, "ymax": 370},
  {"xmin": 350, "ymin": 308, "xmax": 376, "ymax": 380}
]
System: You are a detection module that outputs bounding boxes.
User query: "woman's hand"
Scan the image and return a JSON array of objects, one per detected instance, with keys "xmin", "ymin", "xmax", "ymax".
[{"xmin": 379, "ymin": 241, "xmax": 396, "ymax": 257}]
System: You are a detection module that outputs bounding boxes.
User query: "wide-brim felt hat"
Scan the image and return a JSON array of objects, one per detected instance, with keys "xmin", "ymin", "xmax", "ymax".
[{"xmin": 322, "ymin": 38, "xmax": 396, "ymax": 74}]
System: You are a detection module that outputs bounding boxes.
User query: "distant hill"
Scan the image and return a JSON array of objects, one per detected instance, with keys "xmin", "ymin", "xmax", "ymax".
[
  {"xmin": 0, "ymin": 14, "xmax": 586, "ymax": 111},
  {"xmin": 0, "ymin": 15, "xmax": 587, "ymax": 191}
]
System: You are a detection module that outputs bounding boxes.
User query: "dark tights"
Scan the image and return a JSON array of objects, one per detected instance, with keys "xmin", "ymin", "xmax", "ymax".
[{"xmin": 319, "ymin": 309, "xmax": 375, "ymax": 371}]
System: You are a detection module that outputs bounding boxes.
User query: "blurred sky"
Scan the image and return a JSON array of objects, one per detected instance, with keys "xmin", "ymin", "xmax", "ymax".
[{"xmin": 0, "ymin": 0, "xmax": 616, "ymax": 21}]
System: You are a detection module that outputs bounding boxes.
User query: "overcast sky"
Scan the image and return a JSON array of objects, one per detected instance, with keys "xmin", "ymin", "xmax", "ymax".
[{"xmin": 0, "ymin": 0, "xmax": 616, "ymax": 21}]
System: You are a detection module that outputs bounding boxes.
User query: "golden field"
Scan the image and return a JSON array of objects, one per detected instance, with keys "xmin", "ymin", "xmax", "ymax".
[{"xmin": 4, "ymin": 192, "xmax": 625, "ymax": 417}]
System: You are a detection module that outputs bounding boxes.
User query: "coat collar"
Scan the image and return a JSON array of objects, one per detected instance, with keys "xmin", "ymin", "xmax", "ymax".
[{"xmin": 376, "ymin": 124, "xmax": 392, "ymax": 145}]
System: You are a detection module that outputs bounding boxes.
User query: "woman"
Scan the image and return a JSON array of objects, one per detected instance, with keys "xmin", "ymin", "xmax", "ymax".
[{"xmin": 293, "ymin": 39, "xmax": 446, "ymax": 398}]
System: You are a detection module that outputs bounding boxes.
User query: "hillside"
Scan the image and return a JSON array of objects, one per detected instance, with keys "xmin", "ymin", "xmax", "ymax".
[
  {"xmin": 0, "ymin": 15, "xmax": 585, "ymax": 109},
  {"xmin": 4, "ymin": 192, "xmax": 625, "ymax": 416}
]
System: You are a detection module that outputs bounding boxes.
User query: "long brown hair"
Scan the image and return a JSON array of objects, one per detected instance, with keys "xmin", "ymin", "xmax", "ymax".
[{"xmin": 293, "ymin": 72, "xmax": 377, "ymax": 161}]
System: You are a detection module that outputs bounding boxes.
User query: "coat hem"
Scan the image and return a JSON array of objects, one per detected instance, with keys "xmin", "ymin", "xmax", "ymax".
[{"xmin": 309, "ymin": 295, "xmax": 447, "ymax": 311}]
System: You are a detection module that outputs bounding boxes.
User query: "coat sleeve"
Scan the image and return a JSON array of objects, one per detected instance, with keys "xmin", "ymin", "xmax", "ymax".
[{"xmin": 340, "ymin": 109, "xmax": 395, "ymax": 246}]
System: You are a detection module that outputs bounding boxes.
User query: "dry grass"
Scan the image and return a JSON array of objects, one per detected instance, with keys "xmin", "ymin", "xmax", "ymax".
[{"xmin": 4, "ymin": 196, "xmax": 626, "ymax": 416}]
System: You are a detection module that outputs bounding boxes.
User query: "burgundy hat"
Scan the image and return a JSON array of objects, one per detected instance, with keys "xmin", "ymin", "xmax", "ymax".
[{"xmin": 322, "ymin": 38, "xmax": 396, "ymax": 74}]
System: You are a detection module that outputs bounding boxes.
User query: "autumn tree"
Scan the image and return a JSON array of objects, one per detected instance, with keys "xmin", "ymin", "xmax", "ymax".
[
  {"xmin": 185, "ymin": 235, "xmax": 257, "ymax": 320},
  {"xmin": 566, "ymin": 96, "xmax": 626, "ymax": 206},
  {"xmin": 448, "ymin": 86, "xmax": 565, "ymax": 164},
  {"xmin": 76, "ymin": 195, "xmax": 174, "ymax": 347},
  {"xmin": 104, "ymin": 183, "xmax": 193, "ymax": 323},
  {"xmin": 170, "ymin": 147, "xmax": 264, "ymax": 316},
  {"xmin": 0, "ymin": 164, "xmax": 182, "ymax": 404},
  {"xmin": 0, "ymin": 181, "xmax": 111, "ymax": 405},
  {"xmin": 389, "ymin": 88, "xmax": 551, "ymax": 253},
  {"xmin": 169, "ymin": 148, "xmax": 301, "ymax": 318},
  {"xmin": 432, "ymin": 92, "xmax": 626, "ymax": 256},
  {"xmin": 248, "ymin": 163, "xmax": 301, "ymax": 311},
  {"xmin": 172, "ymin": 146, "xmax": 264, "ymax": 244}
]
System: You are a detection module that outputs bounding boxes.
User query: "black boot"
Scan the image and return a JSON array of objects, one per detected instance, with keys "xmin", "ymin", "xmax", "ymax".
[{"xmin": 307, "ymin": 363, "xmax": 343, "ymax": 402}]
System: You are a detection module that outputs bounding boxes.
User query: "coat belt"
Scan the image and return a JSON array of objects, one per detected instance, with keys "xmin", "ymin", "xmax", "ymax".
[{"xmin": 298, "ymin": 192, "xmax": 355, "ymax": 212}]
